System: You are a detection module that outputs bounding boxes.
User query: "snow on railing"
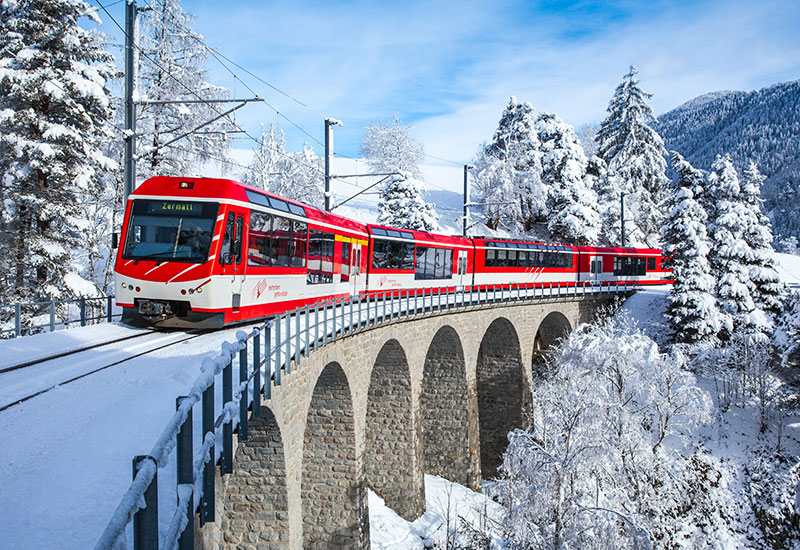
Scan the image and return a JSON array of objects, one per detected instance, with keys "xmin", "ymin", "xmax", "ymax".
[
  {"xmin": 94, "ymin": 281, "xmax": 634, "ymax": 550},
  {"xmin": 0, "ymin": 295, "xmax": 120, "ymax": 339}
]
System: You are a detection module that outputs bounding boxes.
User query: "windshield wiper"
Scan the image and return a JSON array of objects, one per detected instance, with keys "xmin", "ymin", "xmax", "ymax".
[{"xmin": 134, "ymin": 251, "xmax": 178, "ymax": 261}]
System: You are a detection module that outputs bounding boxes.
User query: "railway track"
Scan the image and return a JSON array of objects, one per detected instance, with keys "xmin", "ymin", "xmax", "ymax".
[{"xmin": 0, "ymin": 330, "xmax": 209, "ymax": 413}]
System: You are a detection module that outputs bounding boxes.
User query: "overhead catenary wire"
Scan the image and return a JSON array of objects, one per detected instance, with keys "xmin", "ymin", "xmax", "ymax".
[{"xmin": 93, "ymin": 0, "xmax": 326, "ymax": 179}]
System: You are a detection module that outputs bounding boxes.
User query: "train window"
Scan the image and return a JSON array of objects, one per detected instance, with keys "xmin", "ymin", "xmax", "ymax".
[
  {"xmin": 371, "ymin": 228, "xmax": 387, "ymax": 236},
  {"xmin": 268, "ymin": 197, "xmax": 290, "ymax": 213},
  {"xmin": 372, "ymin": 239, "xmax": 414, "ymax": 270},
  {"xmin": 234, "ymin": 216, "xmax": 244, "ymax": 264},
  {"xmin": 401, "ymin": 231, "xmax": 414, "ymax": 240},
  {"xmin": 647, "ymin": 257, "xmax": 655, "ymax": 271},
  {"xmin": 386, "ymin": 230, "xmax": 403, "ymax": 238},
  {"xmin": 245, "ymin": 190, "xmax": 270, "ymax": 208},
  {"xmin": 288, "ymin": 203, "xmax": 307, "ymax": 217},
  {"xmin": 341, "ymin": 242, "xmax": 351, "ymax": 282},
  {"xmin": 485, "ymin": 249, "xmax": 496, "ymax": 267},
  {"xmin": 307, "ymin": 230, "xmax": 335, "ymax": 284},
  {"xmin": 497, "ymin": 249, "xmax": 508, "ymax": 267},
  {"xmin": 220, "ymin": 212, "xmax": 235, "ymax": 265},
  {"xmin": 415, "ymin": 246, "xmax": 453, "ymax": 280},
  {"xmin": 248, "ymin": 211, "xmax": 306, "ymax": 268},
  {"xmin": 123, "ymin": 199, "xmax": 219, "ymax": 264}
]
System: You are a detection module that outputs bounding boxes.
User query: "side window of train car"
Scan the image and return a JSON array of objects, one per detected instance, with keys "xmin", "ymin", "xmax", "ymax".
[
  {"xmin": 248, "ymin": 211, "xmax": 307, "ymax": 268},
  {"xmin": 220, "ymin": 212, "xmax": 235, "ymax": 265},
  {"xmin": 234, "ymin": 215, "xmax": 244, "ymax": 264},
  {"xmin": 647, "ymin": 257, "xmax": 656, "ymax": 271},
  {"xmin": 415, "ymin": 246, "xmax": 453, "ymax": 280},
  {"xmin": 372, "ymin": 238, "xmax": 414, "ymax": 270},
  {"xmin": 341, "ymin": 241, "xmax": 352, "ymax": 282},
  {"xmin": 308, "ymin": 230, "xmax": 335, "ymax": 284}
]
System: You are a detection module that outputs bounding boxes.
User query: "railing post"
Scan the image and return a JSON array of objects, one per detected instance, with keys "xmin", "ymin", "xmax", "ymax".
[
  {"xmin": 253, "ymin": 331, "xmax": 261, "ymax": 418},
  {"xmin": 358, "ymin": 293, "xmax": 363, "ymax": 328},
  {"xmin": 382, "ymin": 291, "xmax": 387, "ymax": 322},
  {"xmin": 267, "ymin": 321, "xmax": 277, "ymax": 391},
  {"xmin": 80, "ymin": 297, "xmax": 86, "ymax": 326},
  {"xmin": 295, "ymin": 309, "xmax": 301, "ymax": 365},
  {"xmin": 201, "ymin": 381, "xmax": 214, "ymax": 525},
  {"xmin": 349, "ymin": 296, "xmax": 354, "ymax": 332},
  {"xmin": 314, "ymin": 303, "xmax": 320, "ymax": 351},
  {"xmin": 176, "ymin": 397, "xmax": 193, "ymax": 550},
  {"xmin": 284, "ymin": 313, "xmax": 291, "ymax": 373},
  {"xmin": 50, "ymin": 301, "xmax": 56, "ymax": 332},
  {"xmin": 332, "ymin": 300, "xmax": 338, "ymax": 342},
  {"xmin": 239, "ymin": 341, "xmax": 249, "ymax": 439},
  {"xmin": 302, "ymin": 306, "xmax": 309, "ymax": 357},
  {"xmin": 107, "ymin": 296, "xmax": 113, "ymax": 323},
  {"xmin": 323, "ymin": 302, "xmax": 329, "ymax": 346},
  {"xmin": 15, "ymin": 303, "xmax": 21, "ymax": 338},
  {"xmin": 275, "ymin": 315, "xmax": 282, "ymax": 384},
  {"xmin": 223, "ymin": 357, "xmax": 233, "ymax": 475},
  {"xmin": 132, "ymin": 455, "xmax": 158, "ymax": 550}
]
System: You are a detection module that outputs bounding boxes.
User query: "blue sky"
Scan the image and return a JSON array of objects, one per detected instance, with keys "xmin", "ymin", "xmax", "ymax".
[{"xmin": 98, "ymin": 0, "xmax": 800, "ymax": 165}]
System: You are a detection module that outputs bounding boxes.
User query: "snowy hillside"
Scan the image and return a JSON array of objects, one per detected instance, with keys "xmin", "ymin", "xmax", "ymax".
[{"xmin": 654, "ymin": 80, "xmax": 800, "ymax": 246}]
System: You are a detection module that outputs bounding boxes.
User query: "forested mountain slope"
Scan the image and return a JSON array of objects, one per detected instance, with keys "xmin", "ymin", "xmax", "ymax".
[{"xmin": 654, "ymin": 80, "xmax": 800, "ymax": 245}]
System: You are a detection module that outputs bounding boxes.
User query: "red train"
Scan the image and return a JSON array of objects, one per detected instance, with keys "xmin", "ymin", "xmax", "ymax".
[{"xmin": 113, "ymin": 177, "xmax": 670, "ymax": 328}]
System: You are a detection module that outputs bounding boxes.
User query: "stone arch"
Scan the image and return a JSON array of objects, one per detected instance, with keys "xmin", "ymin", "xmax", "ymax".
[
  {"xmin": 302, "ymin": 362, "xmax": 367, "ymax": 549},
  {"xmin": 476, "ymin": 317, "xmax": 525, "ymax": 478},
  {"xmin": 222, "ymin": 407, "xmax": 288, "ymax": 548},
  {"xmin": 365, "ymin": 339, "xmax": 423, "ymax": 520},
  {"xmin": 421, "ymin": 325, "xmax": 480, "ymax": 489},
  {"xmin": 532, "ymin": 311, "xmax": 572, "ymax": 374}
]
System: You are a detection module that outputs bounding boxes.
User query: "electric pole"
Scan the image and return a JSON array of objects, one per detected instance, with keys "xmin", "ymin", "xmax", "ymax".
[
  {"xmin": 620, "ymin": 192, "xmax": 626, "ymax": 247},
  {"xmin": 324, "ymin": 118, "xmax": 342, "ymax": 211},
  {"xmin": 463, "ymin": 164, "xmax": 474, "ymax": 237},
  {"xmin": 123, "ymin": 0, "xmax": 137, "ymax": 202}
]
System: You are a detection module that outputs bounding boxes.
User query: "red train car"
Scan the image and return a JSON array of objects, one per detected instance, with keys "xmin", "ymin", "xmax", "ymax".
[{"xmin": 114, "ymin": 176, "xmax": 670, "ymax": 328}]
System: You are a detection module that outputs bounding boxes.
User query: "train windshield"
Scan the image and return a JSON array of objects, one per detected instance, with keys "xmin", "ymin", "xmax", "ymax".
[{"xmin": 123, "ymin": 199, "xmax": 219, "ymax": 263}]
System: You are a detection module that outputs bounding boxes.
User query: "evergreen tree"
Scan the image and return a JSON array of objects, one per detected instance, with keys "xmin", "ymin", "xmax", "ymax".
[
  {"xmin": 705, "ymin": 155, "xmax": 768, "ymax": 341},
  {"xmin": 135, "ymin": 0, "xmax": 232, "ymax": 180},
  {"xmin": 596, "ymin": 66, "xmax": 668, "ymax": 247},
  {"xmin": 0, "ymin": 0, "xmax": 115, "ymax": 307},
  {"xmin": 244, "ymin": 125, "xmax": 323, "ymax": 208},
  {"xmin": 360, "ymin": 115, "xmax": 438, "ymax": 231},
  {"xmin": 661, "ymin": 153, "xmax": 719, "ymax": 343},
  {"xmin": 473, "ymin": 98, "xmax": 543, "ymax": 232},
  {"xmin": 741, "ymin": 162, "xmax": 783, "ymax": 315},
  {"xmin": 375, "ymin": 174, "xmax": 439, "ymax": 231},
  {"xmin": 536, "ymin": 112, "xmax": 600, "ymax": 244}
]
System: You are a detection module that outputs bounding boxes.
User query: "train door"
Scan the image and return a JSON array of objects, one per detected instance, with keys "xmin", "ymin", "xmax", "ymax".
[
  {"xmin": 589, "ymin": 255, "xmax": 601, "ymax": 284},
  {"xmin": 351, "ymin": 243, "xmax": 362, "ymax": 294},
  {"xmin": 456, "ymin": 250, "xmax": 468, "ymax": 288},
  {"xmin": 220, "ymin": 210, "xmax": 246, "ymax": 312}
]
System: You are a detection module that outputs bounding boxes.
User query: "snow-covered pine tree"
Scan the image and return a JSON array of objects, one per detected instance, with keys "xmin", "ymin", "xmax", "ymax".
[
  {"xmin": 705, "ymin": 155, "xmax": 768, "ymax": 341},
  {"xmin": 360, "ymin": 115, "xmax": 438, "ymax": 231},
  {"xmin": 741, "ymin": 162, "xmax": 783, "ymax": 315},
  {"xmin": 0, "ymin": 0, "xmax": 116, "ymax": 307},
  {"xmin": 244, "ymin": 125, "xmax": 323, "ymax": 208},
  {"xmin": 473, "ymin": 98, "xmax": 543, "ymax": 233},
  {"xmin": 661, "ymin": 153, "xmax": 719, "ymax": 343},
  {"xmin": 535, "ymin": 111, "xmax": 600, "ymax": 245},
  {"xmin": 596, "ymin": 66, "xmax": 668, "ymax": 247},
  {"xmin": 135, "ymin": 0, "xmax": 232, "ymax": 179}
]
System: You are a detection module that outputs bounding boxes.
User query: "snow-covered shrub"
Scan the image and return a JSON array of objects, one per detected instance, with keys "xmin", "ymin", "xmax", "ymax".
[
  {"xmin": 496, "ymin": 314, "xmax": 713, "ymax": 549},
  {"xmin": 744, "ymin": 447, "xmax": 800, "ymax": 548}
]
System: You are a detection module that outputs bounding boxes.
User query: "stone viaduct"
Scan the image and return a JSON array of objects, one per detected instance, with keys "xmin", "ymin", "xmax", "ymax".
[{"xmin": 201, "ymin": 294, "xmax": 614, "ymax": 549}]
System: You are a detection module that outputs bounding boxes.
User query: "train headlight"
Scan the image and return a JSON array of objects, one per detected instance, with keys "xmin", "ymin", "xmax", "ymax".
[
  {"xmin": 196, "ymin": 287, "xmax": 203, "ymax": 294},
  {"xmin": 181, "ymin": 289, "xmax": 186, "ymax": 295},
  {"xmin": 188, "ymin": 289, "xmax": 194, "ymax": 295}
]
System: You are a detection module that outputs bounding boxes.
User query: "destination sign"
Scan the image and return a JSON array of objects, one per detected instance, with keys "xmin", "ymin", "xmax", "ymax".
[{"xmin": 146, "ymin": 201, "xmax": 204, "ymax": 216}]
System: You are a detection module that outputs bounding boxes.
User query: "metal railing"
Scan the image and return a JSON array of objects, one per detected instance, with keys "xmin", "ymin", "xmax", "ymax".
[
  {"xmin": 94, "ymin": 280, "xmax": 634, "ymax": 550},
  {"xmin": 0, "ymin": 296, "xmax": 119, "ymax": 339}
]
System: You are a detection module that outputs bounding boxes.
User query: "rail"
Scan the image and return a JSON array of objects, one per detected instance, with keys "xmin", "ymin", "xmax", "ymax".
[
  {"xmin": 0, "ymin": 296, "xmax": 119, "ymax": 339},
  {"xmin": 94, "ymin": 280, "xmax": 636, "ymax": 549}
]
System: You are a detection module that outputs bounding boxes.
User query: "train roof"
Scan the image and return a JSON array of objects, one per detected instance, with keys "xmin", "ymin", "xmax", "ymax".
[
  {"xmin": 367, "ymin": 223, "xmax": 473, "ymax": 247},
  {"xmin": 577, "ymin": 245, "xmax": 662, "ymax": 254},
  {"xmin": 131, "ymin": 176, "xmax": 369, "ymax": 235}
]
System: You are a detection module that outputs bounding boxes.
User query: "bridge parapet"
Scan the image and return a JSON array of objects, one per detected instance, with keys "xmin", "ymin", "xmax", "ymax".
[{"xmin": 96, "ymin": 282, "xmax": 633, "ymax": 550}]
